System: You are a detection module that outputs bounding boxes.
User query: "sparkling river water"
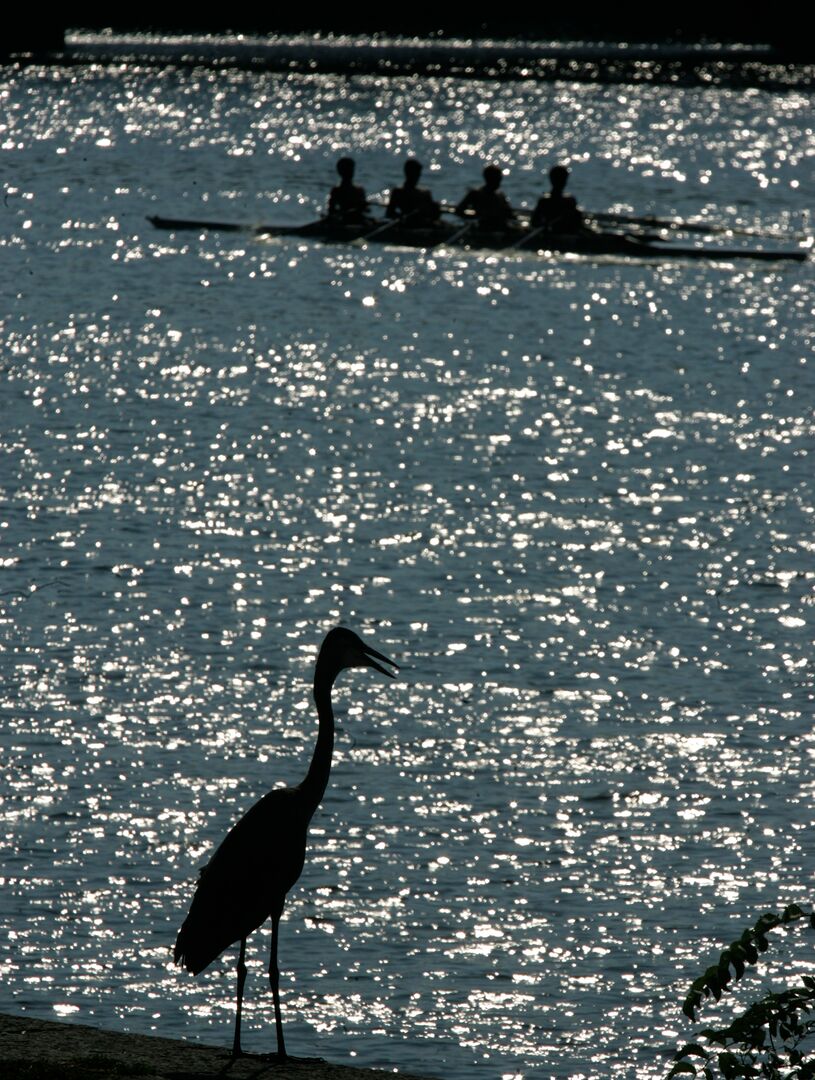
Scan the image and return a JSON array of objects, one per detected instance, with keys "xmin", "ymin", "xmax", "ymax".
[{"xmin": 1, "ymin": 39, "xmax": 814, "ymax": 1080}]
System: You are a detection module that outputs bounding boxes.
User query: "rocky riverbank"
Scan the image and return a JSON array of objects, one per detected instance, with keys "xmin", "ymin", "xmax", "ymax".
[{"xmin": 0, "ymin": 1013, "xmax": 439, "ymax": 1080}]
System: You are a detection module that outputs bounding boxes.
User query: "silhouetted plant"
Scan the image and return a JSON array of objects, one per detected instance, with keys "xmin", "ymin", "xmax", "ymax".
[{"xmin": 667, "ymin": 904, "xmax": 815, "ymax": 1079}]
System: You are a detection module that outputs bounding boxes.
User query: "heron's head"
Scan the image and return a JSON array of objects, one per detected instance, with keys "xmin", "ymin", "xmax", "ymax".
[{"xmin": 318, "ymin": 627, "xmax": 398, "ymax": 681}]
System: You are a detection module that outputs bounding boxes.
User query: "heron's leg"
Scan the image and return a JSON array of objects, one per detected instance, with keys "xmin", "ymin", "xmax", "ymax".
[
  {"xmin": 269, "ymin": 910, "xmax": 287, "ymax": 1059},
  {"xmin": 232, "ymin": 936, "xmax": 247, "ymax": 1058}
]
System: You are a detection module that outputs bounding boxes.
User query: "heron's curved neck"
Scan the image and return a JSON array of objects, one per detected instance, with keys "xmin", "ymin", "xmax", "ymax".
[{"xmin": 300, "ymin": 659, "xmax": 338, "ymax": 813}]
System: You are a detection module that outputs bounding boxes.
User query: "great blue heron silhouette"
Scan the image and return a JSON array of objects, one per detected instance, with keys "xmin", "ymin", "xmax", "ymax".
[{"xmin": 174, "ymin": 626, "xmax": 398, "ymax": 1058}]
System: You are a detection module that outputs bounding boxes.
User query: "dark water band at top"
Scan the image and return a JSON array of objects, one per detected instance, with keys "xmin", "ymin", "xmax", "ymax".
[{"xmin": 6, "ymin": 33, "xmax": 815, "ymax": 90}]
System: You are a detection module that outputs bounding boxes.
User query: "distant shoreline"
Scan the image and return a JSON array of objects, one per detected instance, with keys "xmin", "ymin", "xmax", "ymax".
[
  {"xmin": 0, "ymin": 1012, "xmax": 439, "ymax": 1080},
  {"xmin": 3, "ymin": 32, "xmax": 813, "ymax": 91}
]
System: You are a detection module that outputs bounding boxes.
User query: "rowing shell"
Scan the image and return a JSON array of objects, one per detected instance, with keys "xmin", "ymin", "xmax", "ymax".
[{"xmin": 146, "ymin": 215, "xmax": 809, "ymax": 263}]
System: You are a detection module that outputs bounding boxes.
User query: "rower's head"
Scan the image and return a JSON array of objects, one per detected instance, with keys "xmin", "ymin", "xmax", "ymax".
[
  {"xmin": 404, "ymin": 158, "xmax": 422, "ymax": 185},
  {"xmin": 483, "ymin": 164, "xmax": 503, "ymax": 190},
  {"xmin": 549, "ymin": 165, "xmax": 570, "ymax": 194},
  {"xmin": 336, "ymin": 157, "xmax": 356, "ymax": 180}
]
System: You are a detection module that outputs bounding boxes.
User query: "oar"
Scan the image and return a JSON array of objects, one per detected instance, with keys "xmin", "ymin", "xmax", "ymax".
[
  {"xmin": 432, "ymin": 220, "xmax": 474, "ymax": 249},
  {"xmin": 586, "ymin": 209, "xmax": 801, "ymax": 241},
  {"xmin": 363, "ymin": 196, "xmax": 803, "ymax": 242},
  {"xmin": 353, "ymin": 208, "xmax": 421, "ymax": 247},
  {"xmin": 504, "ymin": 224, "xmax": 548, "ymax": 251},
  {"xmin": 475, "ymin": 200, "xmax": 799, "ymax": 242},
  {"xmin": 353, "ymin": 216, "xmax": 403, "ymax": 246}
]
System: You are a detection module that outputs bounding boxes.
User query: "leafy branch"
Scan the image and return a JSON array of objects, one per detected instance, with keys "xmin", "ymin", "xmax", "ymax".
[{"xmin": 668, "ymin": 905, "xmax": 815, "ymax": 1080}]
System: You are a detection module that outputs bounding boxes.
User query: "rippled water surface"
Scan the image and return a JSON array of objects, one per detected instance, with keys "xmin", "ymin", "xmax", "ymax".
[{"xmin": 1, "ymin": 50, "xmax": 814, "ymax": 1080}]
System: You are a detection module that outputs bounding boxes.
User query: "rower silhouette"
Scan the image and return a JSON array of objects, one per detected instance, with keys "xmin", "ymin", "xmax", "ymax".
[
  {"xmin": 455, "ymin": 164, "xmax": 517, "ymax": 231},
  {"xmin": 327, "ymin": 157, "xmax": 370, "ymax": 224},
  {"xmin": 386, "ymin": 159, "xmax": 441, "ymax": 227},
  {"xmin": 531, "ymin": 165, "xmax": 584, "ymax": 234}
]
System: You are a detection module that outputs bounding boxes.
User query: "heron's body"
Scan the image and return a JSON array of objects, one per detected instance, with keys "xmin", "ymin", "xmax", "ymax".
[
  {"xmin": 174, "ymin": 627, "xmax": 397, "ymax": 1058},
  {"xmin": 175, "ymin": 788, "xmax": 308, "ymax": 974}
]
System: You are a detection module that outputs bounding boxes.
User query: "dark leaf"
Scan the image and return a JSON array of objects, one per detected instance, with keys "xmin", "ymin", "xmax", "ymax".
[
  {"xmin": 755, "ymin": 913, "xmax": 780, "ymax": 935},
  {"xmin": 716, "ymin": 1051, "xmax": 744, "ymax": 1079},
  {"xmin": 701, "ymin": 1031, "xmax": 729, "ymax": 1047},
  {"xmin": 667, "ymin": 1064, "xmax": 697, "ymax": 1077},
  {"xmin": 704, "ymin": 964, "xmax": 721, "ymax": 986},
  {"xmin": 683, "ymin": 992, "xmax": 702, "ymax": 1021},
  {"xmin": 674, "ymin": 1044, "xmax": 709, "ymax": 1060},
  {"xmin": 718, "ymin": 950, "xmax": 731, "ymax": 978}
]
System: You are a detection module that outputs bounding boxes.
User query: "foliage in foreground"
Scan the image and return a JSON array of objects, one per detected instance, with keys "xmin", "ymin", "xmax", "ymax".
[{"xmin": 668, "ymin": 905, "xmax": 815, "ymax": 1080}]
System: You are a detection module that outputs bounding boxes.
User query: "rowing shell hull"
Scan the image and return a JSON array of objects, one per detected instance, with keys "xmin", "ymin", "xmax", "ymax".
[{"xmin": 146, "ymin": 215, "xmax": 808, "ymax": 263}]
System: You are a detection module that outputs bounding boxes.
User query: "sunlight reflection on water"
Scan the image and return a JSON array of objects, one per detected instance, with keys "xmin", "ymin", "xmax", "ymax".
[{"xmin": 1, "ymin": 56, "xmax": 813, "ymax": 1080}]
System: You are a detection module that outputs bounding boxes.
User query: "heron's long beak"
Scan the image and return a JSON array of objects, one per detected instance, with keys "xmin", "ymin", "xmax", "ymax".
[{"xmin": 363, "ymin": 643, "xmax": 398, "ymax": 678}]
